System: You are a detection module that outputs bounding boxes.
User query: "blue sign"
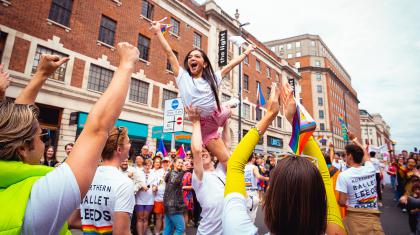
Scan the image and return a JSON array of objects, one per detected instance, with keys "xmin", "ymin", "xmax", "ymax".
[
  {"xmin": 268, "ymin": 136, "xmax": 283, "ymax": 148},
  {"xmin": 171, "ymin": 99, "xmax": 179, "ymax": 109}
]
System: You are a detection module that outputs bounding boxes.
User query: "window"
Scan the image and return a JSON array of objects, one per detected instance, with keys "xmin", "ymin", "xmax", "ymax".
[
  {"xmin": 320, "ymin": 123, "xmax": 325, "ymax": 131},
  {"xmin": 279, "ymin": 45, "xmax": 284, "ymax": 50},
  {"xmin": 193, "ymin": 32, "xmax": 201, "ymax": 48},
  {"xmin": 170, "ymin": 17, "xmax": 180, "ymax": 36},
  {"xmin": 256, "ymin": 108, "xmax": 262, "ymax": 121},
  {"xmin": 222, "ymin": 93, "xmax": 231, "ymax": 102},
  {"xmin": 138, "ymin": 34, "xmax": 150, "ymax": 61},
  {"xmin": 296, "ymin": 52, "xmax": 301, "ymax": 57},
  {"xmin": 287, "ymin": 43, "xmax": 292, "ymax": 49},
  {"xmin": 267, "ymin": 87, "xmax": 271, "ymax": 98},
  {"xmin": 296, "ymin": 41, "xmax": 301, "ymax": 48},
  {"xmin": 32, "ymin": 46, "xmax": 68, "ymax": 81},
  {"xmin": 315, "ymin": 60, "xmax": 321, "ymax": 67},
  {"xmin": 316, "ymin": 73, "xmax": 321, "ymax": 81},
  {"xmin": 317, "ymin": 85, "xmax": 322, "ymax": 93},
  {"xmin": 243, "ymin": 74, "xmax": 249, "ymax": 90},
  {"xmin": 277, "ymin": 116, "xmax": 282, "ymax": 128},
  {"xmin": 311, "ymin": 40, "xmax": 316, "ymax": 47},
  {"xmin": 287, "ymin": 54, "xmax": 293, "ymax": 59},
  {"xmin": 88, "ymin": 64, "xmax": 114, "ymax": 92},
  {"xmin": 48, "ymin": 0, "xmax": 73, "ymax": 27},
  {"xmin": 98, "ymin": 15, "xmax": 116, "ymax": 46},
  {"xmin": 319, "ymin": 110, "xmax": 325, "ymax": 119},
  {"xmin": 167, "ymin": 51, "xmax": 178, "ymax": 71},
  {"xmin": 294, "ymin": 62, "xmax": 300, "ymax": 68},
  {"xmin": 242, "ymin": 103, "xmax": 250, "ymax": 119},
  {"xmin": 310, "ymin": 50, "xmax": 317, "ymax": 56},
  {"xmin": 266, "ymin": 67, "xmax": 270, "ymax": 77},
  {"xmin": 244, "ymin": 54, "xmax": 249, "ymax": 64},
  {"xmin": 162, "ymin": 89, "xmax": 177, "ymax": 109},
  {"xmin": 318, "ymin": 97, "xmax": 323, "ymax": 106},
  {"xmin": 130, "ymin": 79, "xmax": 149, "ymax": 104},
  {"xmin": 256, "ymin": 60, "xmax": 261, "ymax": 72},
  {"xmin": 0, "ymin": 32, "xmax": 8, "ymax": 62},
  {"xmin": 141, "ymin": 0, "xmax": 154, "ymax": 19}
]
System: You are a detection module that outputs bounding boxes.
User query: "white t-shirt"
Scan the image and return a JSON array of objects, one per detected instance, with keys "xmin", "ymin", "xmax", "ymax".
[
  {"xmin": 244, "ymin": 164, "xmax": 258, "ymax": 190},
  {"xmin": 22, "ymin": 163, "xmax": 80, "ymax": 235},
  {"xmin": 370, "ymin": 158, "xmax": 381, "ymax": 173},
  {"xmin": 332, "ymin": 159, "xmax": 347, "ymax": 171},
  {"xmin": 222, "ymin": 193, "xmax": 258, "ymax": 235},
  {"xmin": 176, "ymin": 67, "xmax": 223, "ymax": 117},
  {"xmin": 152, "ymin": 168, "xmax": 168, "ymax": 202},
  {"xmin": 192, "ymin": 164, "xmax": 226, "ymax": 235},
  {"xmin": 120, "ymin": 165, "xmax": 135, "ymax": 178},
  {"xmin": 135, "ymin": 170, "xmax": 156, "ymax": 205},
  {"xmin": 80, "ymin": 166, "xmax": 135, "ymax": 234},
  {"xmin": 336, "ymin": 161, "xmax": 378, "ymax": 209}
]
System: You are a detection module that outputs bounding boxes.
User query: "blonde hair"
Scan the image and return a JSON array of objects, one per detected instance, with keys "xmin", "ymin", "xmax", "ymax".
[
  {"xmin": 0, "ymin": 101, "xmax": 39, "ymax": 161},
  {"xmin": 101, "ymin": 126, "xmax": 128, "ymax": 160}
]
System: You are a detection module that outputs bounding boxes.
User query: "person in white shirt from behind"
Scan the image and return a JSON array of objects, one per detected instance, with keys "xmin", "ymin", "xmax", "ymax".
[
  {"xmin": 186, "ymin": 105, "xmax": 231, "ymax": 235},
  {"xmin": 134, "ymin": 158, "xmax": 157, "ymax": 235},
  {"xmin": 244, "ymin": 153, "xmax": 269, "ymax": 222}
]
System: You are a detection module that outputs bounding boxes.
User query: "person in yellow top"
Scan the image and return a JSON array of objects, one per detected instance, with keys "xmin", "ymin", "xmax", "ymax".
[{"xmin": 222, "ymin": 81, "xmax": 346, "ymax": 235}]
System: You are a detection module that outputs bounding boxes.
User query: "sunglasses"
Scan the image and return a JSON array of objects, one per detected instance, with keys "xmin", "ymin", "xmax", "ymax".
[
  {"xmin": 278, "ymin": 152, "xmax": 319, "ymax": 167},
  {"xmin": 40, "ymin": 128, "xmax": 50, "ymax": 143},
  {"xmin": 114, "ymin": 127, "xmax": 123, "ymax": 149}
]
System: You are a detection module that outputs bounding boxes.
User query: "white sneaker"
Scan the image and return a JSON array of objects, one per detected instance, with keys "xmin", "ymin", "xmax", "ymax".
[{"xmin": 224, "ymin": 98, "xmax": 240, "ymax": 108}]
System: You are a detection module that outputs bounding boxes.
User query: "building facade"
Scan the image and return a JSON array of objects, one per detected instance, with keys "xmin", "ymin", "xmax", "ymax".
[
  {"xmin": 359, "ymin": 109, "xmax": 392, "ymax": 151},
  {"xmin": 1, "ymin": 0, "xmax": 300, "ymax": 160},
  {"xmin": 265, "ymin": 34, "xmax": 361, "ymax": 151}
]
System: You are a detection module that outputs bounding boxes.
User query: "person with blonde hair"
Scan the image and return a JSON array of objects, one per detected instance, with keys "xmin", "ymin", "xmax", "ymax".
[{"xmin": 0, "ymin": 42, "xmax": 139, "ymax": 234}]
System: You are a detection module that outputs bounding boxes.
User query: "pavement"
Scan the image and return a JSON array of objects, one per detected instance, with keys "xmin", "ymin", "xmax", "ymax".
[{"xmin": 72, "ymin": 185, "xmax": 411, "ymax": 235}]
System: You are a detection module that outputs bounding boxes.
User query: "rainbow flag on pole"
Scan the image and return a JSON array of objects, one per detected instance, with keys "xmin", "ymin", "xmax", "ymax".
[
  {"xmin": 177, "ymin": 144, "xmax": 186, "ymax": 159},
  {"xmin": 256, "ymin": 82, "xmax": 266, "ymax": 109},
  {"xmin": 338, "ymin": 113, "xmax": 349, "ymax": 141},
  {"xmin": 161, "ymin": 24, "xmax": 173, "ymax": 35},
  {"xmin": 289, "ymin": 102, "xmax": 317, "ymax": 155}
]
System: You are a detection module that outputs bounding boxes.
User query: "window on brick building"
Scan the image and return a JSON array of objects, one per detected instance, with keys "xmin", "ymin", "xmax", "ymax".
[
  {"xmin": 130, "ymin": 79, "xmax": 149, "ymax": 104},
  {"xmin": 316, "ymin": 72, "xmax": 321, "ymax": 81},
  {"xmin": 193, "ymin": 32, "xmax": 201, "ymax": 48},
  {"xmin": 267, "ymin": 87, "xmax": 271, "ymax": 98},
  {"xmin": 317, "ymin": 85, "xmax": 322, "ymax": 93},
  {"xmin": 167, "ymin": 51, "xmax": 178, "ymax": 71},
  {"xmin": 48, "ymin": 0, "xmax": 73, "ymax": 27},
  {"xmin": 315, "ymin": 60, "xmax": 321, "ymax": 67},
  {"xmin": 243, "ymin": 74, "xmax": 249, "ymax": 90},
  {"xmin": 320, "ymin": 123, "xmax": 325, "ymax": 130},
  {"xmin": 222, "ymin": 93, "xmax": 231, "ymax": 102},
  {"xmin": 98, "ymin": 15, "xmax": 116, "ymax": 46},
  {"xmin": 318, "ymin": 97, "xmax": 323, "ymax": 106},
  {"xmin": 87, "ymin": 64, "xmax": 114, "ymax": 92},
  {"xmin": 32, "ymin": 46, "xmax": 68, "ymax": 81},
  {"xmin": 141, "ymin": 0, "xmax": 154, "ymax": 19},
  {"xmin": 244, "ymin": 54, "xmax": 249, "ymax": 65},
  {"xmin": 266, "ymin": 67, "xmax": 270, "ymax": 78},
  {"xmin": 256, "ymin": 60, "xmax": 261, "ymax": 72},
  {"xmin": 277, "ymin": 116, "xmax": 282, "ymax": 128},
  {"xmin": 256, "ymin": 107, "xmax": 262, "ymax": 121},
  {"xmin": 242, "ymin": 103, "xmax": 250, "ymax": 119},
  {"xmin": 170, "ymin": 17, "xmax": 180, "ymax": 36},
  {"xmin": 138, "ymin": 34, "xmax": 150, "ymax": 61},
  {"xmin": 0, "ymin": 31, "xmax": 7, "ymax": 62},
  {"xmin": 319, "ymin": 110, "xmax": 325, "ymax": 119},
  {"xmin": 162, "ymin": 89, "xmax": 178, "ymax": 109}
]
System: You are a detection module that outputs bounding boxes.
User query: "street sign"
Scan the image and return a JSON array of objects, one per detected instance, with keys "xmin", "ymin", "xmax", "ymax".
[
  {"xmin": 163, "ymin": 98, "xmax": 184, "ymax": 133},
  {"xmin": 218, "ymin": 30, "xmax": 228, "ymax": 67}
]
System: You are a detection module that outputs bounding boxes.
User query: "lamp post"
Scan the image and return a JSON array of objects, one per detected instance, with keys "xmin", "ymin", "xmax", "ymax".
[
  {"xmin": 235, "ymin": 9, "xmax": 250, "ymax": 142},
  {"xmin": 343, "ymin": 90, "xmax": 349, "ymax": 144}
]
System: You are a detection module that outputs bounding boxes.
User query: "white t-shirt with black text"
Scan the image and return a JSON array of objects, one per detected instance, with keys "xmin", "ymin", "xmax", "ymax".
[
  {"xmin": 80, "ymin": 166, "xmax": 135, "ymax": 234},
  {"xmin": 336, "ymin": 161, "xmax": 378, "ymax": 209},
  {"xmin": 135, "ymin": 170, "xmax": 157, "ymax": 205},
  {"xmin": 244, "ymin": 164, "xmax": 258, "ymax": 190}
]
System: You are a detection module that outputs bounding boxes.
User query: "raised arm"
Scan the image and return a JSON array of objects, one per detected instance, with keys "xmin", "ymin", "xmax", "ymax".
[
  {"xmin": 15, "ymin": 55, "xmax": 69, "ymax": 104},
  {"xmin": 220, "ymin": 44, "xmax": 256, "ymax": 78},
  {"xmin": 348, "ymin": 131, "xmax": 370, "ymax": 162},
  {"xmin": 186, "ymin": 105, "xmax": 204, "ymax": 181},
  {"xmin": 329, "ymin": 143, "xmax": 335, "ymax": 164},
  {"xmin": 0, "ymin": 64, "xmax": 11, "ymax": 101},
  {"xmin": 225, "ymin": 82, "xmax": 281, "ymax": 197},
  {"xmin": 150, "ymin": 21, "xmax": 180, "ymax": 77},
  {"xmin": 66, "ymin": 42, "xmax": 139, "ymax": 198}
]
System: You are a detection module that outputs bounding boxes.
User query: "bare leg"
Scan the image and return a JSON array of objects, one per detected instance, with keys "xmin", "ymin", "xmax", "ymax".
[
  {"xmin": 137, "ymin": 211, "xmax": 144, "ymax": 235},
  {"xmin": 155, "ymin": 213, "xmax": 163, "ymax": 234},
  {"xmin": 206, "ymin": 137, "xmax": 230, "ymax": 167},
  {"xmin": 142, "ymin": 211, "xmax": 150, "ymax": 235},
  {"xmin": 183, "ymin": 211, "xmax": 189, "ymax": 227}
]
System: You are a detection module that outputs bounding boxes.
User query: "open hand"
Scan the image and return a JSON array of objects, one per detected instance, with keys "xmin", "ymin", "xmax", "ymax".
[
  {"xmin": 244, "ymin": 44, "xmax": 256, "ymax": 55},
  {"xmin": 265, "ymin": 83, "xmax": 280, "ymax": 116},
  {"xmin": 116, "ymin": 42, "xmax": 139, "ymax": 68},
  {"xmin": 36, "ymin": 55, "xmax": 69, "ymax": 77},
  {"xmin": 348, "ymin": 130, "xmax": 356, "ymax": 141},
  {"xmin": 185, "ymin": 105, "xmax": 200, "ymax": 123},
  {"xmin": 279, "ymin": 79, "xmax": 295, "ymax": 123}
]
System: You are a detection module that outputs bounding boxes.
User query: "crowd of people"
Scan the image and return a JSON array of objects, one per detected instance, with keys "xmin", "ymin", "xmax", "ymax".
[{"xmin": 1, "ymin": 19, "xmax": 419, "ymax": 235}]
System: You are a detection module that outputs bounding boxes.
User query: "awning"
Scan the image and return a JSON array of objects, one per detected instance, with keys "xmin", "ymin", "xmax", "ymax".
[
  {"xmin": 77, "ymin": 112, "xmax": 148, "ymax": 139},
  {"xmin": 151, "ymin": 126, "xmax": 191, "ymax": 144}
]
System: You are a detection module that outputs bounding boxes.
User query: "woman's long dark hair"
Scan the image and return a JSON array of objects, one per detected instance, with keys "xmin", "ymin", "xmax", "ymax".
[
  {"xmin": 184, "ymin": 49, "xmax": 221, "ymax": 111},
  {"xmin": 264, "ymin": 156, "xmax": 327, "ymax": 235},
  {"xmin": 43, "ymin": 145, "xmax": 57, "ymax": 165}
]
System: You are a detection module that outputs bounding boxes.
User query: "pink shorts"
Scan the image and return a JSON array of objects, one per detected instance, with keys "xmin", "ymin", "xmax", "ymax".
[{"xmin": 200, "ymin": 105, "xmax": 231, "ymax": 145}]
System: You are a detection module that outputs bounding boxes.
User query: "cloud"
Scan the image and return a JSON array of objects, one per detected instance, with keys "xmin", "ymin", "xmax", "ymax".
[{"xmin": 215, "ymin": 0, "xmax": 420, "ymax": 152}]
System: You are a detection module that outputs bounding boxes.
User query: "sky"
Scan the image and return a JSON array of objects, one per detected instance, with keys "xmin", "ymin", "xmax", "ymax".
[{"xmin": 197, "ymin": 0, "xmax": 420, "ymax": 152}]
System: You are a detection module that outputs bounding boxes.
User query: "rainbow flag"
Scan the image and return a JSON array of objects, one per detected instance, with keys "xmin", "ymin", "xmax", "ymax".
[
  {"xmin": 338, "ymin": 113, "xmax": 348, "ymax": 141},
  {"xmin": 161, "ymin": 24, "xmax": 173, "ymax": 35},
  {"xmin": 289, "ymin": 102, "xmax": 317, "ymax": 155},
  {"xmin": 177, "ymin": 144, "xmax": 186, "ymax": 159},
  {"xmin": 82, "ymin": 224, "xmax": 112, "ymax": 235},
  {"xmin": 157, "ymin": 138, "xmax": 167, "ymax": 156}
]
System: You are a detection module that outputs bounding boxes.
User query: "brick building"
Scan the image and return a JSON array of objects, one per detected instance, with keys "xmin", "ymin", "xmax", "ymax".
[
  {"xmin": 0, "ymin": 0, "xmax": 300, "ymax": 159},
  {"xmin": 265, "ymin": 34, "xmax": 361, "ymax": 151}
]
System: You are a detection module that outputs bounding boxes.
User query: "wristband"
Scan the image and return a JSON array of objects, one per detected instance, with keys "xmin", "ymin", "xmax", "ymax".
[{"xmin": 253, "ymin": 126, "xmax": 263, "ymax": 137}]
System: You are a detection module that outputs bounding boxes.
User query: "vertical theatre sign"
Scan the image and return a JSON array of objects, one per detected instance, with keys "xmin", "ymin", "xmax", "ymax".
[{"xmin": 218, "ymin": 30, "xmax": 227, "ymax": 67}]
